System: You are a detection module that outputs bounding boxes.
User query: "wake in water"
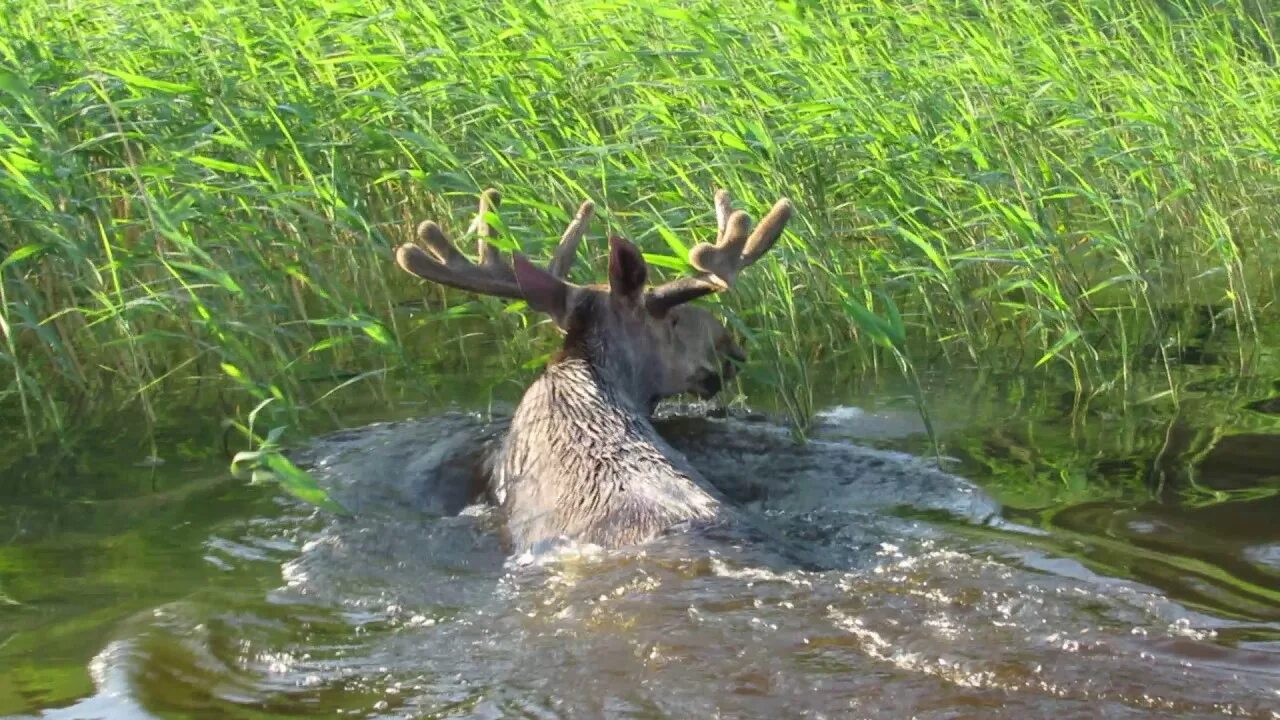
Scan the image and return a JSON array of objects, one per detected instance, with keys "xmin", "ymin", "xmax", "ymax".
[{"xmin": 32, "ymin": 406, "xmax": 1280, "ymax": 719}]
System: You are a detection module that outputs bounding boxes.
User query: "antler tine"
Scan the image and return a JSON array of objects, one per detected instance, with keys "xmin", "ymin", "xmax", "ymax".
[
  {"xmin": 690, "ymin": 196, "xmax": 792, "ymax": 287},
  {"xmin": 396, "ymin": 188, "xmax": 601, "ymax": 301},
  {"xmin": 695, "ymin": 210, "xmax": 752, "ymax": 289},
  {"xmin": 415, "ymin": 219, "xmax": 464, "ymax": 267},
  {"xmin": 714, "ymin": 188, "xmax": 734, "ymax": 243},
  {"xmin": 645, "ymin": 190, "xmax": 793, "ymax": 314},
  {"xmin": 395, "ymin": 191, "xmax": 527, "ymax": 300},
  {"xmin": 547, "ymin": 200, "xmax": 595, "ymax": 280},
  {"xmin": 463, "ymin": 189, "xmax": 593, "ymax": 280},
  {"xmin": 727, "ymin": 198, "xmax": 793, "ymax": 277},
  {"xmin": 465, "ymin": 188, "xmax": 515, "ymax": 282}
]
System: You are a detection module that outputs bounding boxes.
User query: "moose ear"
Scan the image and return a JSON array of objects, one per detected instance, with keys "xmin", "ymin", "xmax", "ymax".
[
  {"xmin": 607, "ymin": 236, "xmax": 648, "ymax": 305},
  {"xmin": 514, "ymin": 253, "xmax": 570, "ymax": 326}
]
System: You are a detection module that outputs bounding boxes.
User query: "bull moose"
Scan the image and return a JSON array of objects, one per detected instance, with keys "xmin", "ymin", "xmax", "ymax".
[{"xmin": 395, "ymin": 188, "xmax": 793, "ymax": 553}]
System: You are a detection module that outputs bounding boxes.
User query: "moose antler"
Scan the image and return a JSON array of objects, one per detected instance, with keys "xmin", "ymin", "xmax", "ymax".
[
  {"xmin": 646, "ymin": 189, "xmax": 793, "ymax": 314},
  {"xmin": 395, "ymin": 188, "xmax": 595, "ymax": 298},
  {"xmin": 397, "ymin": 187, "xmax": 791, "ymax": 316}
]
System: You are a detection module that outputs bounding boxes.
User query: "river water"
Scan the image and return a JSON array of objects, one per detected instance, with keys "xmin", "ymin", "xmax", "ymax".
[{"xmin": 2, "ymin": 366, "xmax": 1279, "ymax": 718}]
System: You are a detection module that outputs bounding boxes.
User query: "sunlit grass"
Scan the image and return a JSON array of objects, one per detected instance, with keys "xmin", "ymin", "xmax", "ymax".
[{"xmin": 1, "ymin": 0, "xmax": 1277, "ymax": 451}]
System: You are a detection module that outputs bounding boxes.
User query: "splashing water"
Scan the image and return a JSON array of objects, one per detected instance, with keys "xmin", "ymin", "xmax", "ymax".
[{"xmin": 5, "ymin": 407, "xmax": 1279, "ymax": 719}]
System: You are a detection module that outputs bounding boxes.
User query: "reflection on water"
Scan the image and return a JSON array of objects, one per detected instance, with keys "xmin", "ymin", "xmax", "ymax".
[{"xmin": 3, "ymin": 371, "xmax": 1280, "ymax": 718}]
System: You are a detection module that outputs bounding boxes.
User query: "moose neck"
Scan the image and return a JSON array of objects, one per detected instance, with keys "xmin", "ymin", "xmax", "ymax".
[
  {"xmin": 554, "ymin": 295, "xmax": 664, "ymax": 416},
  {"xmin": 500, "ymin": 342, "xmax": 724, "ymax": 553}
]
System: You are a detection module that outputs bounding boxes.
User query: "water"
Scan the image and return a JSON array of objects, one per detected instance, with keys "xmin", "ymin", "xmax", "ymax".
[{"xmin": 2, "ymin": 368, "xmax": 1279, "ymax": 718}]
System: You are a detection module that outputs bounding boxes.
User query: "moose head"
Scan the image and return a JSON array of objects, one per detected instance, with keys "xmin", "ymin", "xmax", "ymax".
[{"xmin": 395, "ymin": 189, "xmax": 792, "ymax": 412}]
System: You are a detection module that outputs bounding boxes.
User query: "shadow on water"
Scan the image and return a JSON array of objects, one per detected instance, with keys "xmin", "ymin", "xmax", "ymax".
[{"xmin": 3, "ymin": 347, "xmax": 1280, "ymax": 717}]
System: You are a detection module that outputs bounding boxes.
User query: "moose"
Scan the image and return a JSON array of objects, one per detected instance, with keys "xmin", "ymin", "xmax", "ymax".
[{"xmin": 395, "ymin": 188, "xmax": 793, "ymax": 553}]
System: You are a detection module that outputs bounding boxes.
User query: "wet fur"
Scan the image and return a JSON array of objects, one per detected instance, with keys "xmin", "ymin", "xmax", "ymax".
[
  {"xmin": 496, "ymin": 358, "xmax": 725, "ymax": 551},
  {"xmin": 494, "ymin": 250, "xmax": 740, "ymax": 553}
]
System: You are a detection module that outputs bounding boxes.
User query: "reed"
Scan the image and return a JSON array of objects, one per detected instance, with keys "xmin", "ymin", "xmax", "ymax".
[{"xmin": 2, "ymin": 0, "xmax": 1277, "ymax": 458}]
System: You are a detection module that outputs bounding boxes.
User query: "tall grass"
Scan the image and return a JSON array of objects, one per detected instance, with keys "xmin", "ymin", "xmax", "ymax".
[{"xmin": 1, "ymin": 0, "xmax": 1278, "ymax": 451}]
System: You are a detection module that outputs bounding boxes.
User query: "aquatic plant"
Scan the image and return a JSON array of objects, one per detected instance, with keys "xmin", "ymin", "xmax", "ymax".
[{"xmin": 1, "ymin": 0, "xmax": 1277, "ymax": 460}]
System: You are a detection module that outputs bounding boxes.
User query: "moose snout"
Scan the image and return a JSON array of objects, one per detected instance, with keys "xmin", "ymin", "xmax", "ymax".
[
  {"xmin": 720, "ymin": 345, "xmax": 746, "ymax": 381},
  {"xmin": 694, "ymin": 370, "xmax": 723, "ymax": 398},
  {"xmin": 687, "ymin": 344, "xmax": 745, "ymax": 398}
]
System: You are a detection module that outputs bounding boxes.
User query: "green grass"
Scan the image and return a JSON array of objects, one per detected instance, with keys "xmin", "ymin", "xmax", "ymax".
[{"xmin": 2, "ymin": 0, "xmax": 1278, "ymax": 452}]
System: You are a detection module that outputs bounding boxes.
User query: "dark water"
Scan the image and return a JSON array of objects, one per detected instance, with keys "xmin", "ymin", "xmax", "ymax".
[{"xmin": 2, "ymin": 364, "xmax": 1279, "ymax": 718}]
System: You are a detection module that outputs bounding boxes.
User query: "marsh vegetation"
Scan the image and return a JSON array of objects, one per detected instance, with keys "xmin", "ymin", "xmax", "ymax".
[{"xmin": 2, "ymin": 0, "xmax": 1279, "ymax": 716}]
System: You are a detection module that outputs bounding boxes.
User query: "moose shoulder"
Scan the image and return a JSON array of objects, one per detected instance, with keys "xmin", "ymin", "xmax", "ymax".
[{"xmin": 395, "ymin": 188, "xmax": 792, "ymax": 553}]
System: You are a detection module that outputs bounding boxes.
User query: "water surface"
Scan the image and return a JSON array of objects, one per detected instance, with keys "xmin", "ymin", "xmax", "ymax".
[{"xmin": 2, "ymin": 364, "xmax": 1279, "ymax": 719}]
